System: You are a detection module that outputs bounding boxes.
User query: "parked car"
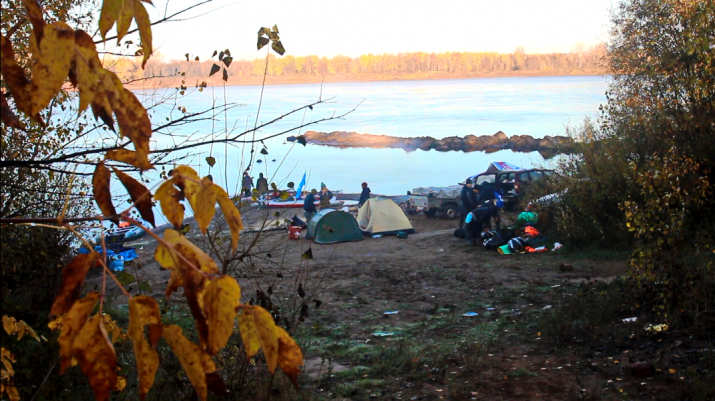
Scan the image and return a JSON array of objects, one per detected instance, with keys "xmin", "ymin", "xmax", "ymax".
[{"xmin": 467, "ymin": 162, "xmax": 553, "ymax": 210}]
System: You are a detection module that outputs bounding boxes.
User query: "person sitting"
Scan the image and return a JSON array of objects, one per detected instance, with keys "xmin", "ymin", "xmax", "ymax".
[
  {"xmin": 303, "ymin": 189, "xmax": 318, "ymax": 222},
  {"xmin": 319, "ymin": 184, "xmax": 333, "ymax": 210}
]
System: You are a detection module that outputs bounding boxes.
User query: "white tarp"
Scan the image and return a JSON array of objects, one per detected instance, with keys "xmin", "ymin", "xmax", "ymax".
[{"xmin": 411, "ymin": 186, "xmax": 461, "ymax": 199}]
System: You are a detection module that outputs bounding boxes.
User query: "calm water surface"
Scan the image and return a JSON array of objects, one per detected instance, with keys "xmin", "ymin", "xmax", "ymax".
[{"xmin": 133, "ymin": 76, "xmax": 607, "ymax": 215}]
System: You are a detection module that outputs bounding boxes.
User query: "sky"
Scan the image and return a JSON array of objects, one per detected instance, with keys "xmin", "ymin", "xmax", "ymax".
[{"xmin": 144, "ymin": 0, "xmax": 617, "ymax": 62}]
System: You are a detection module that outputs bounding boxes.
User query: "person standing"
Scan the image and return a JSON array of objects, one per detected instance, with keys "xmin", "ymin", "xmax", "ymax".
[
  {"xmin": 256, "ymin": 173, "xmax": 268, "ymax": 195},
  {"xmin": 459, "ymin": 179, "xmax": 477, "ymax": 230},
  {"xmin": 303, "ymin": 189, "xmax": 318, "ymax": 222},
  {"xmin": 242, "ymin": 170, "xmax": 253, "ymax": 197},
  {"xmin": 358, "ymin": 182, "xmax": 371, "ymax": 207}
]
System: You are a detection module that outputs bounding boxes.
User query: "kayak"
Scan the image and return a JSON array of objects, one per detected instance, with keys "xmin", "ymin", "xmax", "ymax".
[{"xmin": 251, "ymin": 197, "xmax": 344, "ymax": 209}]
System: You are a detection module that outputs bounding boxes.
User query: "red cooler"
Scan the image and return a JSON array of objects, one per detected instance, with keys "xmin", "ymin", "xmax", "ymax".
[{"xmin": 288, "ymin": 226, "xmax": 301, "ymax": 240}]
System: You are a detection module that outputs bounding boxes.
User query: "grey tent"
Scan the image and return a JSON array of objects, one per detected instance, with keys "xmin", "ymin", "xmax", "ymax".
[{"xmin": 305, "ymin": 209, "xmax": 364, "ymax": 244}]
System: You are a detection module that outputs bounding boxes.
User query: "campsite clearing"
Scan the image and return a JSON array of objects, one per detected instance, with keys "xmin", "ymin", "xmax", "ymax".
[{"xmin": 89, "ymin": 207, "xmax": 699, "ymax": 400}]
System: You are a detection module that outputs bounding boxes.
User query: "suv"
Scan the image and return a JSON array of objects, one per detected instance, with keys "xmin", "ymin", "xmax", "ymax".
[{"xmin": 470, "ymin": 168, "xmax": 552, "ymax": 210}]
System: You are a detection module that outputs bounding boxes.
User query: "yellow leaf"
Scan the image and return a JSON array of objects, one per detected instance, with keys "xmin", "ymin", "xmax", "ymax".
[
  {"xmin": 214, "ymin": 185, "xmax": 244, "ymax": 253},
  {"xmin": 115, "ymin": 376, "xmax": 127, "ymax": 392},
  {"xmin": 113, "ymin": 167, "xmax": 155, "ymax": 227},
  {"xmin": 669, "ymin": 368, "xmax": 676, "ymax": 373},
  {"xmin": 205, "ymin": 276, "xmax": 241, "ymax": 355},
  {"xmin": 102, "ymin": 314, "xmax": 127, "ymax": 344},
  {"xmin": 1, "ymin": 347, "xmax": 16, "ymax": 377},
  {"xmin": 276, "ymin": 326, "xmax": 303, "ymax": 387},
  {"xmin": 92, "ymin": 162, "xmax": 118, "ymax": 224},
  {"xmin": 99, "ymin": 0, "xmax": 122, "ymax": 39},
  {"xmin": 30, "ymin": 22, "xmax": 75, "ymax": 115},
  {"xmin": 237, "ymin": 308, "xmax": 261, "ymax": 359},
  {"xmin": 4, "ymin": 382, "xmax": 20, "ymax": 401},
  {"xmin": 129, "ymin": 296, "xmax": 162, "ymax": 399},
  {"xmin": 21, "ymin": 0, "xmax": 46, "ymax": 37},
  {"xmin": 131, "ymin": 0, "xmax": 152, "ymax": 67},
  {"xmin": 171, "ymin": 166, "xmax": 200, "ymax": 203},
  {"xmin": 163, "ymin": 229, "xmax": 218, "ymax": 274},
  {"xmin": 50, "ymin": 252, "xmax": 101, "ymax": 318},
  {"xmin": 106, "ymin": 149, "xmax": 153, "ymax": 171},
  {"xmin": 59, "ymin": 292, "xmax": 100, "ymax": 373},
  {"xmin": 115, "ymin": 0, "xmax": 133, "ymax": 43},
  {"xmin": 73, "ymin": 30, "xmax": 100, "ymax": 113},
  {"xmin": 154, "ymin": 180, "xmax": 185, "ymax": 230},
  {"xmin": 2, "ymin": 316, "xmax": 17, "ymax": 335},
  {"xmin": 194, "ymin": 177, "xmax": 217, "ymax": 234},
  {"xmin": 162, "ymin": 325, "xmax": 209, "ymax": 401},
  {"xmin": 71, "ymin": 314, "xmax": 118, "ymax": 401},
  {"xmin": 251, "ymin": 306, "xmax": 279, "ymax": 373}
]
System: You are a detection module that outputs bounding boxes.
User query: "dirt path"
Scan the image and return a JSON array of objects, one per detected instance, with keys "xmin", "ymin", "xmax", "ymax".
[{"xmin": 88, "ymin": 208, "xmax": 640, "ymax": 400}]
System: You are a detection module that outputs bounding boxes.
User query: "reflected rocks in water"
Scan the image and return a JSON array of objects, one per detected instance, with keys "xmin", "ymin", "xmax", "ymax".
[{"xmin": 288, "ymin": 130, "xmax": 574, "ymax": 158}]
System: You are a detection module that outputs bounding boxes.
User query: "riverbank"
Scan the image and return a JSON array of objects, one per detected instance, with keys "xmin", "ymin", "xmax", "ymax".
[{"xmin": 123, "ymin": 69, "xmax": 605, "ymax": 90}]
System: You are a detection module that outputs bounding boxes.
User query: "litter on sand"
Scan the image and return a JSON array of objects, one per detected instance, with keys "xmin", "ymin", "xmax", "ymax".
[
  {"xmin": 372, "ymin": 332, "xmax": 395, "ymax": 337},
  {"xmin": 384, "ymin": 311, "xmax": 399, "ymax": 315},
  {"xmin": 623, "ymin": 317, "xmax": 638, "ymax": 323},
  {"xmin": 463, "ymin": 312, "xmax": 479, "ymax": 317},
  {"xmin": 486, "ymin": 307, "xmax": 496, "ymax": 311},
  {"xmin": 553, "ymin": 242, "xmax": 563, "ymax": 251},
  {"xmin": 543, "ymin": 305, "xmax": 552, "ymax": 310},
  {"xmin": 372, "ymin": 235, "xmax": 383, "ymax": 238}
]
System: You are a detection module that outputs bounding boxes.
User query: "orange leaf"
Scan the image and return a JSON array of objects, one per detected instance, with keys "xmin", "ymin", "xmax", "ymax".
[
  {"xmin": 112, "ymin": 168, "xmax": 155, "ymax": 227},
  {"xmin": 237, "ymin": 308, "xmax": 261, "ymax": 359},
  {"xmin": 92, "ymin": 162, "xmax": 118, "ymax": 223},
  {"xmin": 0, "ymin": 35, "xmax": 38, "ymax": 122},
  {"xmin": 154, "ymin": 180, "xmax": 185, "ymax": 229},
  {"xmin": 205, "ymin": 276, "xmax": 241, "ymax": 355},
  {"xmin": 162, "ymin": 325, "xmax": 209, "ymax": 401},
  {"xmin": 251, "ymin": 306, "xmax": 279, "ymax": 373},
  {"xmin": 194, "ymin": 177, "xmax": 217, "ymax": 234},
  {"xmin": 214, "ymin": 185, "xmax": 243, "ymax": 253},
  {"xmin": 106, "ymin": 149, "xmax": 153, "ymax": 171},
  {"xmin": 71, "ymin": 314, "xmax": 117, "ymax": 401},
  {"xmin": 50, "ymin": 252, "xmax": 100, "ymax": 317},
  {"xmin": 58, "ymin": 292, "xmax": 100, "ymax": 373},
  {"xmin": 0, "ymin": 92, "xmax": 24, "ymax": 130},
  {"xmin": 276, "ymin": 326, "xmax": 304, "ymax": 387},
  {"xmin": 128, "ymin": 296, "xmax": 162, "ymax": 399}
]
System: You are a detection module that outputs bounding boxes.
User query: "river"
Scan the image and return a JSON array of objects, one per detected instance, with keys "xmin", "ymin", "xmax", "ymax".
[{"xmin": 135, "ymin": 75, "xmax": 607, "ymax": 203}]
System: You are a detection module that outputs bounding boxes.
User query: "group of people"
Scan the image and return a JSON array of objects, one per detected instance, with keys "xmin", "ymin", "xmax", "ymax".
[
  {"xmin": 303, "ymin": 182, "xmax": 372, "ymax": 223},
  {"xmin": 459, "ymin": 179, "xmax": 503, "ymax": 245},
  {"xmin": 242, "ymin": 170, "xmax": 269, "ymax": 197}
]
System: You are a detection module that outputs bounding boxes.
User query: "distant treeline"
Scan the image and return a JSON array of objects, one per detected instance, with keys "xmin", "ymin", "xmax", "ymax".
[{"xmin": 112, "ymin": 46, "xmax": 606, "ymax": 81}]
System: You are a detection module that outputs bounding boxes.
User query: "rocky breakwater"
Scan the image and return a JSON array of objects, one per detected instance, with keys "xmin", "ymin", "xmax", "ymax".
[{"xmin": 288, "ymin": 131, "xmax": 575, "ymax": 156}]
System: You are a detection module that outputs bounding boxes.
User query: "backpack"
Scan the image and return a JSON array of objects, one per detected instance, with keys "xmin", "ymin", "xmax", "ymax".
[
  {"xmin": 482, "ymin": 230, "xmax": 506, "ymax": 249},
  {"xmin": 453, "ymin": 228, "xmax": 465, "ymax": 238},
  {"xmin": 508, "ymin": 237, "xmax": 529, "ymax": 253}
]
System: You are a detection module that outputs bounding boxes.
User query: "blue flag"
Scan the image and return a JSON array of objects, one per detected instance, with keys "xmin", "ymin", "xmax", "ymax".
[{"xmin": 296, "ymin": 171, "xmax": 307, "ymax": 199}]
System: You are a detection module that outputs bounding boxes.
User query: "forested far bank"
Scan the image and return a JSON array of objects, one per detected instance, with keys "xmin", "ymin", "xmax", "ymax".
[{"xmin": 110, "ymin": 47, "xmax": 607, "ymax": 86}]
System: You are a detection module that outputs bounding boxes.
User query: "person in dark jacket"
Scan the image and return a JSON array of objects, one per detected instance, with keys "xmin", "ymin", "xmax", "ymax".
[
  {"xmin": 358, "ymin": 182, "xmax": 371, "ymax": 207},
  {"xmin": 242, "ymin": 170, "xmax": 253, "ymax": 197},
  {"xmin": 303, "ymin": 189, "xmax": 318, "ymax": 222},
  {"xmin": 256, "ymin": 173, "xmax": 268, "ymax": 195},
  {"xmin": 464, "ymin": 203, "xmax": 500, "ymax": 245},
  {"xmin": 459, "ymin": 179, "xmax": 477, "ymax": 230}
]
